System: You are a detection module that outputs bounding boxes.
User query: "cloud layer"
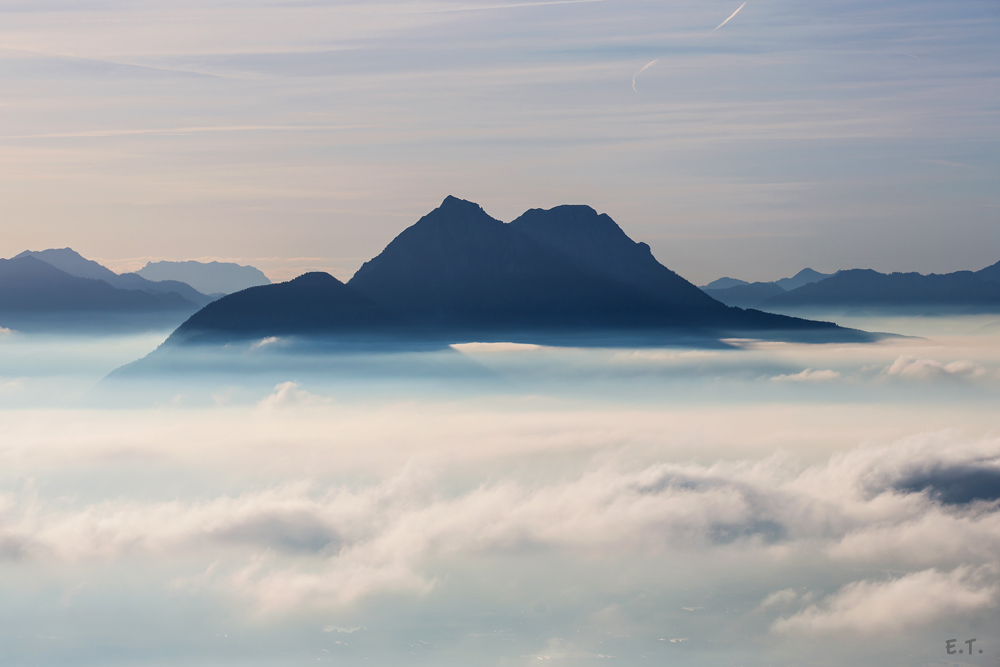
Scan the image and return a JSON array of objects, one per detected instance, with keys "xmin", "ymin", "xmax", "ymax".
[
  {"xmin": 4, "ymin": 428, "xmax": 1000, "ymax": 626},
  {"xmin": 1, "ymin": 319, "xmax": 998, "ymax": 664}
]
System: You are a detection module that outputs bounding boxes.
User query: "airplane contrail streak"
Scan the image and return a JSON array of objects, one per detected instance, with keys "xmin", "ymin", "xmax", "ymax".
[
  {"xmin": 712, "ymin": 1, "xmax": 746, "ymax": 31},
  {"xmin": 632, "ymin": 59, "xmax": 659, "ymax": 93}
]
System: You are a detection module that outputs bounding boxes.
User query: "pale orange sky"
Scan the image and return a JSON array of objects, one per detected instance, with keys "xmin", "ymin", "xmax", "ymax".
[{"xmin": 1, "ymin": 0, "xmax": 997, "ymax": 285}]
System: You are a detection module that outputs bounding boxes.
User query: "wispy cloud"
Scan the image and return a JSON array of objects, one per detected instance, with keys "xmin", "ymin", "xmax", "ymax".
[
  {"xmin": 885, "ymin": 355, "xmax": 986, "ymax": 380},
  {"xmin": 771, "ymin": 368, "xmax": 840, "ymax": 382},
  {"xmin": 631, "ymin": 58, "xmax": 658, "ymax": 93},
  {"xmin": 323, "ymin": 625, "xmax": 365, "ymax": 633},
  {"xmin": 712, "ymin": 1, "xmax": 746, "ymax": 31},
  {"xmin": 257, "ymin": 381, "xmax": 329, "ymax": 409},
  {"xmin": 250, "ymin": 336, "xmax": 280, "ymax": 351},
  {"xmin": 0, "ymin": 125, "xmax": 367, "ymax": 140},
  {"xmin": 771, "ymin": 567, "xmax": 997, "ymax": 636}
]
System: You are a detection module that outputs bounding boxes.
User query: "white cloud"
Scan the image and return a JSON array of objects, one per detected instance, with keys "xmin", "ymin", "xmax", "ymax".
[
  {"xmin": 771, "ymin": 368, "xmax": 840, "ymax": 382},
  {"xmin": 250, "ymin": 336, "xmax": 280, "ymax": 350},
  {"xmin": 227, "ymin": 553, "xmax": 433, "ymax": 613},
  {"xmin": 257, "ymin": 382, "xmax": 328, "ymax": 409},
  {"xmin": 885, "ymin": 355, "xmax": 987, "ymax": 379},
  {"xmin": 451, "ymin": 342, "xmax": 544, "ymax": 353},
  {"xmin": 758, "ymin": 588, "xmax": 799, "ymax": 609},
  {"xmin": 323, "ymin": 625, "xmax": 365, "ymax": 633},
  {"xmin": 771, "ymin": 567, "xmax": 997, "ymax": 636},
  {"xmin": 1, "ymin": 430, "xmax": 998, "ymax": 614},
  {"xmin": 4, "ymin": 343, "xmax": 1000, "ymax": 623}
]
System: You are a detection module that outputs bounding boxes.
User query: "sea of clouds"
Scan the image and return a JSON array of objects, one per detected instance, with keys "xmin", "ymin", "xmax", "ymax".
[{"xmin": 0, "ymin": 316, "xmax": 998, "ymax": 665}]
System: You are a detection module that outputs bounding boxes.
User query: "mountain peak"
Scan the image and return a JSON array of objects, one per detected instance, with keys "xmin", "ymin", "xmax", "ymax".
[
  {"xmin": 367, "ymin": 196, "xmax": 502, "ymax": 250},
  {"xmin": 288, "ymin": 271, "xmax": 343, "ymax": 287},
  {"xmin": 438, "ymin": 195, "xmax": 487, "ymax": 214},
  {"xmin": 348, "ymin": 198, "xmax": 733, "ymax": 328},
  {"xmin": 508, "ymin": 204, "xmax": 716, "ymax": 309},
  {"xmin": 775, "ymin": 268, "xmax": 835, "ymax": 291},
  {"xmin": 14, "ymin": 247, "xmax": 120, "ymax": 283},
  {"xmin": 702, "ymin": 277, "xmax": 750, "ymax": 290},
  {"xmin": 15, "ymin": 247, "xmax": 89, "ymax": 263}
]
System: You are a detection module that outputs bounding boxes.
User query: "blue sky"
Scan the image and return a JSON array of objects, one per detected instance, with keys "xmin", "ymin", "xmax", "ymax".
[{"xmin": 1, "ymin": 0, "xmax": 997, "ymax": 283}]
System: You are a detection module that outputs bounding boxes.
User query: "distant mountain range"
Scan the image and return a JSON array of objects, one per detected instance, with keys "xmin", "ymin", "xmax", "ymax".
[
  {"xmin": 137, "ymin": 260, "xmax": 269, "ymax": 295},
  {"xmin": 164, "ymin": 196, "xmax": 862, "ymax": 348},
  {"xmin": 0, "ymin": 255, "xmax": 196, "ymax": 313},
  {"xmin": 701, "ymin": 269, "xmax": 835, "ymax": 308},
  {"xmin": 701, "ymin": 263, "xmax": 1000, "ymax": 312},
  {"xmin": 11, "ymin": 203, "xmax": 998, "ymax": 343},
  {"xmin": 16, "ymin": 249, "xmax": 215, "ymax": 306},
  {"xmin": 0, "ymin": 255, "xmax": 201, "ymax": 331},
  {"xmin": 0, "ymin": 250, "xmax": 270, "ymax": 332},
  {"xmin": 703, "ymin": 268, "xmax": 835, "ymax": 292},
  {"xmin": 763, "ymin": 265, "xmax": 1000, "ymax": 311}
]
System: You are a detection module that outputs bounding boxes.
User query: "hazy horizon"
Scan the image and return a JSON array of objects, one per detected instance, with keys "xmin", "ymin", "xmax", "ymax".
[{"xmin": 8, "ymin": 193, "xmax": 1000, "ymax": 287}]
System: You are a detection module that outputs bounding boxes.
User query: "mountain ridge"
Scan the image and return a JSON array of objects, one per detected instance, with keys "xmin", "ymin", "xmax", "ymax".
[
  {"xmin": 701, "ymin": 268, "xmax": 835, "ymax": 307},
  {"xmin": 762, "ymin": 266, "xmax": 1000, "ymax": 311},
  {"xmin": 137, "ymin": 260, "xmax": 270, "ymax": 295},
  {"xmin": 163, "ymin": 196, "xmax": 862, "ymax": 348},
  {"xmin": 15, "ymin": 248, "xmax": 214, "ymax": 306}
]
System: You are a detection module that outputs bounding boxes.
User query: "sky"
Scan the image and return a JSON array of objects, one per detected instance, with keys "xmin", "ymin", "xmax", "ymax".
[{"xmin": 1, "ymin": 0, "xmax": 998, "ymax": 284}]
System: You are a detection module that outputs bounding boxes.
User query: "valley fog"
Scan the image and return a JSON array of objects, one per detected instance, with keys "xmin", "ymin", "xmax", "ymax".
[{"xmin": 1, "ymin": 316, "xmax": 999, "ymax": 666}]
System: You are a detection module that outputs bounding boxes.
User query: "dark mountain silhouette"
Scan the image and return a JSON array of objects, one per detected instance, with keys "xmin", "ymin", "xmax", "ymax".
[
  {"xmin": 166, "ymin": 197, "xmax": 862, "ymax": 347},
  {"xmin": 0, "ymin": 256, "xmax": 201, "ymax": 331},
  {"xmin": 16, "ymin": 248, "xmax": 215, "ymax": 306},
  {"xmin": 761, "ymin": 266, "xmax": 1000, "ymax": 311},
  {"xmin": 346, "ymin": 197, "xmax": 837, "ymax": 333},
  {"xmin": 346, "ymin": 197, "xmax": 669, "ymax": 330},
  {"xmin": 700, "ymin": 268, "xmax": 835, "ymax": 308},
  {"xmin": 137, "ymin": 260, "xmax": 270, "ymax": 295},
  {"xmin": 978, "ymin": 260, "xmax": 1000, "ymax": 284},
  {"xmin": 507, "ymin": 205, "xmax": 723, "ymax": 311},
  {"xmin": 167, "ymin": 272, "xmax": 394, "ymax": 345},
  {"xmin": 776, "ymin": 268, "xmax": 834, "ymax": 291},
  {"xmin": 702, "ymin": 277, "xmax": 748, "ymax": 290},
  {"xmin": 704, "ymin": 282, "xmax": 786, "ymax": 308},
  {"xmin": 113, "ymin": 273, "xmax": 214, "ymax": 305}
]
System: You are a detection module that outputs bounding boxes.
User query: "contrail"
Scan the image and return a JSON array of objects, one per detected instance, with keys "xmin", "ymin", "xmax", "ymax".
[
  {"xmin": 632, "ymin": 59, "xmax": 659, "ymax": 93},
  {"xmin": 712, "ymin": 1, "xmax": 746, "ymax": 31}
]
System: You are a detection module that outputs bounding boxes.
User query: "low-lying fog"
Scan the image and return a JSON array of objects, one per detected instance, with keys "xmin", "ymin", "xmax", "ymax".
[{"xmin": 1, "ymin": 316, "xmax": 999, "ymax": 666}]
